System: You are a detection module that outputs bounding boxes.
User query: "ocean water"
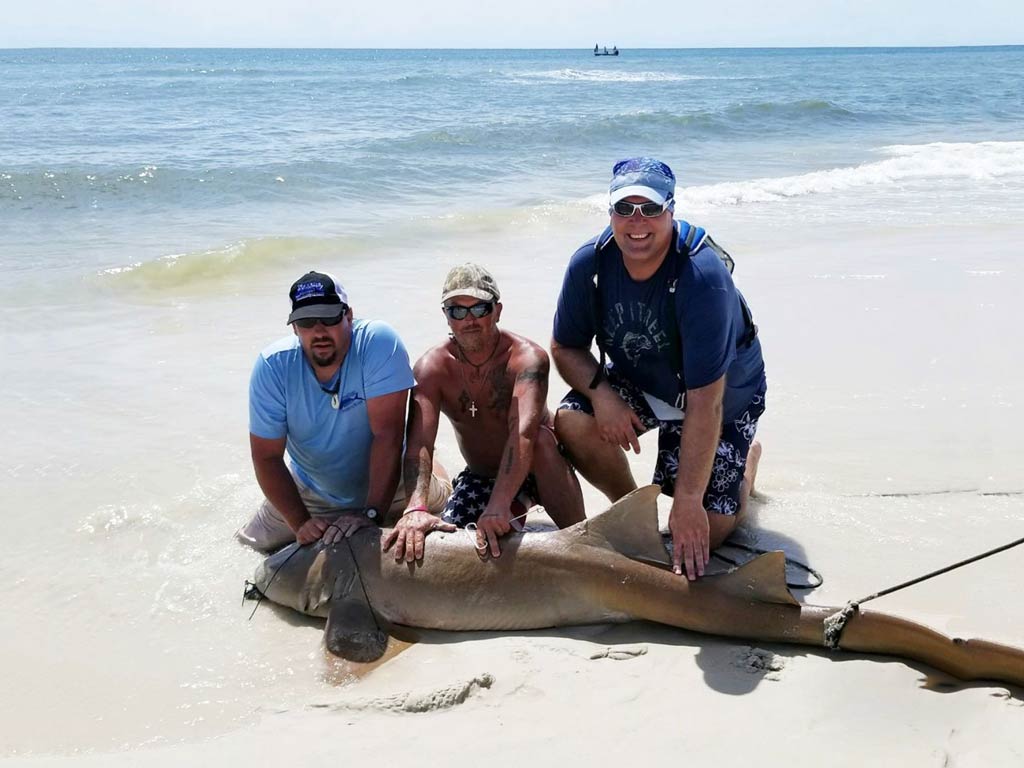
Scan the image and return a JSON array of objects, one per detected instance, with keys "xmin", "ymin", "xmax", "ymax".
[
  {"xmin": 2, "ymin": 47, "xmax": 1023, "ymax": 757},
  {"xmin": 4, "ymin": 47, "xmax": 1024, "ymax": 286}
]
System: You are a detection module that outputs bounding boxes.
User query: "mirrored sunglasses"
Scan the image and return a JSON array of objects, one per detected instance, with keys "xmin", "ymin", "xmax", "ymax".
[
  {"xmin": 610, "ymin": 199, "xmax": 671, "ymax": 218},
  {"xmin": 444, "ymin": 301, "xmax": 494, "ymax": 320}
]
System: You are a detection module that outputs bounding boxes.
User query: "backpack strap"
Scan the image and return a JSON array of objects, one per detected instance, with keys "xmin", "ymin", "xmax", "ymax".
[
  {"xmin": 681, "ymin": 221, "xmax": 701, "ymax": 253},
  {"xmin": 586, "ymin": 221, "xmax": 758, "ymax": 397},
  {"xmin": 587, "ymin": 228, "xmax": 615, "ymax": 389}
]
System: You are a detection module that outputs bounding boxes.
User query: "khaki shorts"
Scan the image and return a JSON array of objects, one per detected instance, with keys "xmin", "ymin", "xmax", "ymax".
[{"xmin": 236, "ymin": 471, "xmax": 452, "ymax": 552}]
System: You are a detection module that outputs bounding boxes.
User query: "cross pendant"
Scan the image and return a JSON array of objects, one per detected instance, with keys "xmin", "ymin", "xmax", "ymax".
[{"xmin": 469, "ymin": 401, "xmax": 478, "ymax": 418}]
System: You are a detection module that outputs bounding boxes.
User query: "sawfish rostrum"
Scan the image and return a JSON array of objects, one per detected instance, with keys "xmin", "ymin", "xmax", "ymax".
[{"xmin": 249, "ymin": 486, "xmax": 1024, "ymax": 686}]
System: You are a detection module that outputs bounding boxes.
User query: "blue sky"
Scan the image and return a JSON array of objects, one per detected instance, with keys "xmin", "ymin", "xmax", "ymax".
[{"xmin": 3, "ymin": 0, "xmax": 1022, "ymax": 48}]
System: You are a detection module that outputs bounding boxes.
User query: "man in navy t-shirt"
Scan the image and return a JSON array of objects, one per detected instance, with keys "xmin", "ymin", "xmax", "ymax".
[{"xmin": 551, "ymin": 158, "xmax": 766, "ymax": 581}]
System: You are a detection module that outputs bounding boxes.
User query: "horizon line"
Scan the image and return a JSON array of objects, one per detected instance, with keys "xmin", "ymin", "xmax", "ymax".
[{"xmin": 3, "ymin": 43, "xmax": 1023, "ymax": 51}]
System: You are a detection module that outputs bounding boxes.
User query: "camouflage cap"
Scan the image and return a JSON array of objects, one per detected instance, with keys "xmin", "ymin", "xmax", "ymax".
[{"xmin": 441, "ymin": 263, "xmax": 500, "ymax": 303}]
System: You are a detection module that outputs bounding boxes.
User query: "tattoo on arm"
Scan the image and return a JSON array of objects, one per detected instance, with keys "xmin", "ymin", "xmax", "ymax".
[
  {"xmin": 502, "ymin": 443, "xmax": 514, "ymax": 475},
  {"xmin": 403, "ymin": 452, "xmax": 433, "ymax": 499},
  {"xmin": 516, "ymin": 367, "xmax": 545, "ymax": 384}
]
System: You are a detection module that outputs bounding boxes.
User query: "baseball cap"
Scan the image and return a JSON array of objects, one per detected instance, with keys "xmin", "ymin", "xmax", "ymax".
[
  {"xmin": 286, "ymin": 270, "xmax": 349, "ymax": 325},
  {"xmin": 608, "ymin": 157, "xmax": 676, "ymax": 205},
  {"xmin": 441, "ymin": 263, "xmax": 501, "ymax": 304}
]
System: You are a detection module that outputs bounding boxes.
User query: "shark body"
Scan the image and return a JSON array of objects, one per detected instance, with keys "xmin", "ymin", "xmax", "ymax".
[{"xmin": 250, "ymin": 486, "xmax": 1024, "ymax": 687}]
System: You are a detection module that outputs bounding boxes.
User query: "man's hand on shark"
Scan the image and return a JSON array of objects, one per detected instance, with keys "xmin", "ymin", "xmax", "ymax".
[
  {"xmin": 323, "ymin": 513, "xmax": 374, "ymax": 546},
  {"xmin": 476, "ymin": 507, "xmax": 513, "ymax": 558},
  {"xmin": 669, "ymin": 499, "xmax": 710, "ymax": 580},
  {"xmin": 382, "ymin": 511, "xmax": 456, "ymax": 562},
  {"xmin": 295, "ymin": 517, "xmax": 334, "ymax": 546}
]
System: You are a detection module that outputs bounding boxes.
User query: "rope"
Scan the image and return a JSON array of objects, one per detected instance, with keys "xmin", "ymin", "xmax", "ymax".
[
  {"xmin": 464, "ymin": 509, "xmax": 530, "ymax": 551},
  {"xmin": 823, "ymin": 534, "xmax": 1024, "ymax": 649},
  {"xmin": 243, "ymin": 520, "xmax": 349, "ymax": 621},
  {"xmin": 243, "ymin": 539, "xmax": 306, "ymax": 620},
  {"xmin": 712, "ymin": 542, "xmax": 823, "ymax": 590},
  {"xmin": 344, "ymin": 537, "xmax": 386, "ymax": 637},
  {"xmin": 852, "ymin": 535, "xmax": 1024, "ymax": 606}
]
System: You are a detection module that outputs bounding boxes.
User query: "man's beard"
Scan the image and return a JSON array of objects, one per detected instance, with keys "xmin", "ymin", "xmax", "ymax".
[
  {"xmin": 310, "ymin": 339, "xmax": 337, "ymax": 367},
  {"xmin": 455, "ymin": 329, "xmax": 490, "ymax": 355}
]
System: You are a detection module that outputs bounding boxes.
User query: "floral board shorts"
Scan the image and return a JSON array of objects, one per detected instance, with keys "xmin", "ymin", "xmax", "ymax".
[
  {"xmin": 441, "ymin": 468, "xmax": 540, "ymax": 529},
  {"xmin": 558, "ymin": 367, "xmax": 765, "ymax": 516}
]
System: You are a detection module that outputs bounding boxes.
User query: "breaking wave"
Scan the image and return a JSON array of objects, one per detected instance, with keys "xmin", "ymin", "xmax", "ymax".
[
  {"xmin": 94, "ymin": 236, "xmax": 349, "ymax": 292},
  {"xmin": 679, "ymin": 141, "xmax": 1024, "ymax": 209}
]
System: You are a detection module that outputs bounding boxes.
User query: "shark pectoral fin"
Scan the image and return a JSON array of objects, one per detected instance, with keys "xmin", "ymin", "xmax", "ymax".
[
  {"xmin": 573, "ymin": 485, "xmax": 670, "ymax": 566},
  {"xmin": 324, "ymin": 569, "xmax": 389, "ymax": 662},
  {"xmin": 711, "ymin": 551, "xmax": 800, "ymax": 606},
  {"xmin": 325, "ymin": 592, "xmax": 390, "ymax": 662}
]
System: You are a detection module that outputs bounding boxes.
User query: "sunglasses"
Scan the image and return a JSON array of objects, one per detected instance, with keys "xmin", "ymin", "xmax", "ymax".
[
  {"xmin": 294, "ymin": 307, "xmax": 347, "ymax": 329},
  {"xmin": 444, "ymin": 301, "xmax": 494, "ymax": 320},
  {"xmin": 610, "ymin": 199, "xmax": 672, "ymax": 218}
]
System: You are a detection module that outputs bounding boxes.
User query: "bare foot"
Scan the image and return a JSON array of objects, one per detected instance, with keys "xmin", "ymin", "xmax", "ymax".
[{"xmin": 745, "ymin": 440, "xmax": 762, "ymax": 496}]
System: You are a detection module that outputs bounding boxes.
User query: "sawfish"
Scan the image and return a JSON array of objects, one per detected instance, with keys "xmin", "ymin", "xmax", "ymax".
[{"xmin": 247, "ymin": 486, "xmax": 1024, "ymax": 687}]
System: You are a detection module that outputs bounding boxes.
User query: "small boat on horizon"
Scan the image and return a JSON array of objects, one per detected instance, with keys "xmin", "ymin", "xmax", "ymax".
[{"xmin": 593, "ymin": 44, "xmax": 620, "ymax": 56}]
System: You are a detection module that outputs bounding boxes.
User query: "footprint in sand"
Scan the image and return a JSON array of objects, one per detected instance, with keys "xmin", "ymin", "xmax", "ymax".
[
  {"xmin": 732, "ymin": 646, "xmax": 785, "ymax": 679},
  {"xmin": 589, "ymin": 645, "xmax": 648, "ymax": 661},
  {"xmin": 314, "ymin": 673, "xmax": 495, "ymax": 714}
]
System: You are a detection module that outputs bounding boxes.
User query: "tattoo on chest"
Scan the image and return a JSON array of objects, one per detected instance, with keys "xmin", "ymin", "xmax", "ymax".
[{"xmin": 458, "ymin": 389, "xmax": 476, "ymax": 417}]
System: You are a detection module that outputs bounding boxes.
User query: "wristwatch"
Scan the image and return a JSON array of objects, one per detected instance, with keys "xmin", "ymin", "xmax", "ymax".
[{"xmin": 363, "ymin": 507, "xmax": 379, "ymax": 522}]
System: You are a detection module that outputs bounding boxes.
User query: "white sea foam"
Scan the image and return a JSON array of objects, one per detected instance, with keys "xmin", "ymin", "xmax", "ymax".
[{"xmin": 679, "ymin": 141, "xmax": 1024, "ymax": 209}]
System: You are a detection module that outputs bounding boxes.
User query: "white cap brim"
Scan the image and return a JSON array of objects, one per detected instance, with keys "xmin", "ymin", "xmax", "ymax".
[
  {"xmin": 441, "ymin": 287, "xmax": 497, "ymax": 303},
  {"xmin": 609, "ymin": 185, "xmax": 668, "ymax": 205}
]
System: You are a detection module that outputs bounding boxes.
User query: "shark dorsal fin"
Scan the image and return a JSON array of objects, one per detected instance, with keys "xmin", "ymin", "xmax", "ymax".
[
  {"xmin": 572, "ymin": 485, "xmax": 670, "ymax": 566},
  {"xmin": 710, "ymin": 550, "xmax": 800, "ymax": 606}
]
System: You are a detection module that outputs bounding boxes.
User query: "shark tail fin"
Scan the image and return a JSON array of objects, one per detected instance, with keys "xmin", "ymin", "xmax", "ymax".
[
  {"xmin": 571, "ymin": 485, "xmax": 671, "ymax": 567},
  {"xmin": 711, "ymin": 550, "xmax": 800, "ymax": 606}
]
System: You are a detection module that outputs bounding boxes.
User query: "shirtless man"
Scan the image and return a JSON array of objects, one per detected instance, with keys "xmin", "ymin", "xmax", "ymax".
[{"xmin": 384, "ymin": 264, "xmax": 585, "ymax": 561}]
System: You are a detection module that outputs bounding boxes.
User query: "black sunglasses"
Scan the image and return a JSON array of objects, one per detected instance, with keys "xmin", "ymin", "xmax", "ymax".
[
  {"xmin": 444, "ymin": 301, "xmax": 494, "ymax": 320},
  {"xmin": 610, "ymin": 199, "xmax": 671, "ymax": 218},
  {"xmin": 294, "ymin": 307, "xmax": 348, "ymax": 329}
]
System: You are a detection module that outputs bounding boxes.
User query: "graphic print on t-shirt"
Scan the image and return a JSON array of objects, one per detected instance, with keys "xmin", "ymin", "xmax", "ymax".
[{"xmin": 603, "ymin": 300, "xmax": 673, "ymax": 365}]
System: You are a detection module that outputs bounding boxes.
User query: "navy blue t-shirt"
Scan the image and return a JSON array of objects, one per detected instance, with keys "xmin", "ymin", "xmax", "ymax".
[{"xmin": 552, "ymin": 222, "xmax": 766, "ymax": 422}]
